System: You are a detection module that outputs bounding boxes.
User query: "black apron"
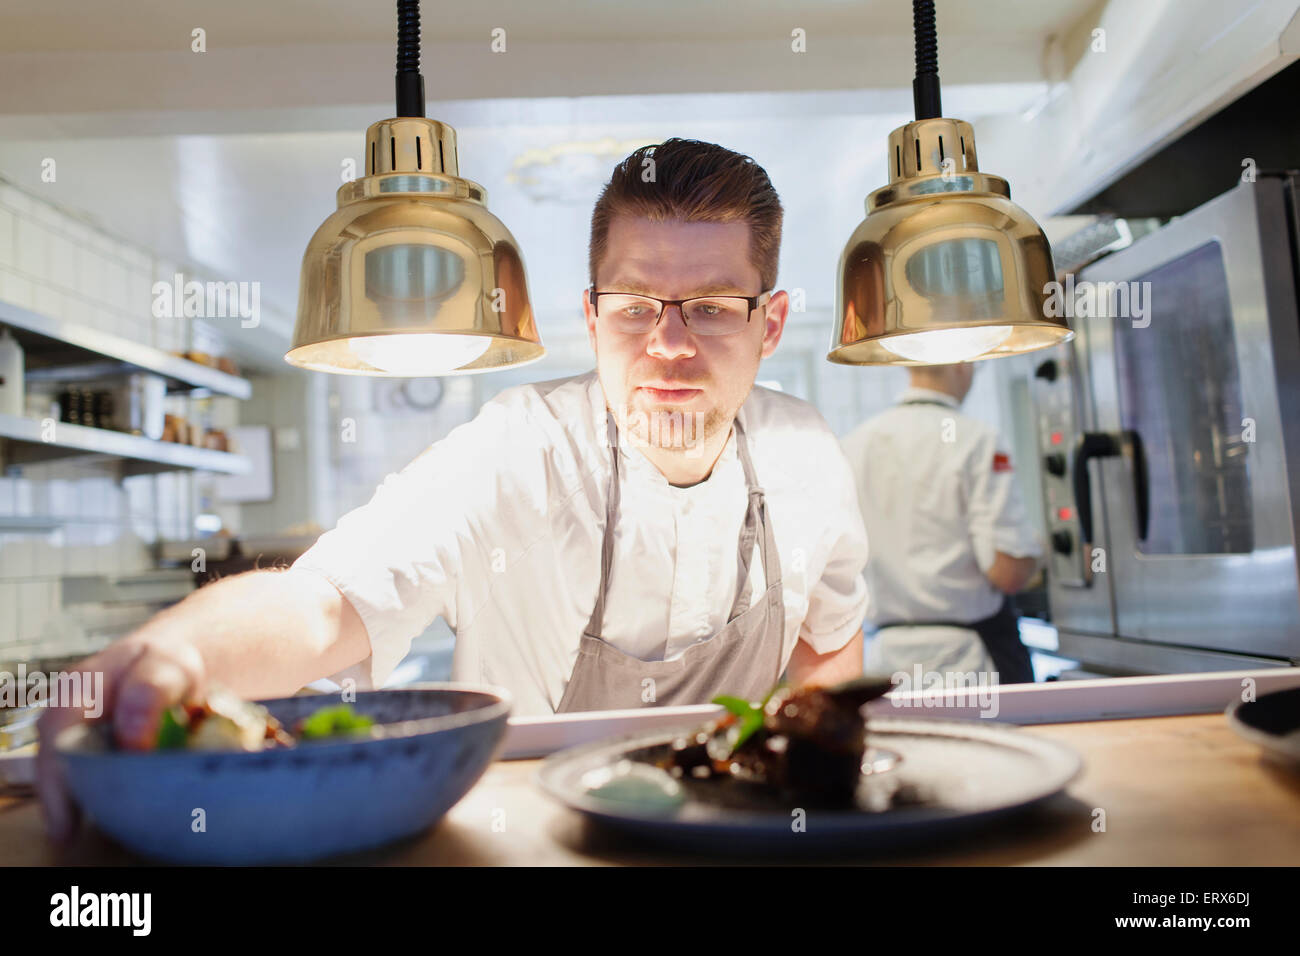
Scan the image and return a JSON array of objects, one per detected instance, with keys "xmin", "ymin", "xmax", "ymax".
[
  {"xmin": 874, "ymin": 397, "xmax": 1036, "ymax": 684},
  {"xmin": 874, "ymin": 596, "xmax": 1034, "ymax": 684}
]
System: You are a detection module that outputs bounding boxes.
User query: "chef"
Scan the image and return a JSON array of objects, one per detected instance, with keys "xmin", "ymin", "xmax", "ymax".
[
  {"xmin": 839, "ymin": 362, "xmax": 1042, "ymax": 687},
  {"xmin": 38, "ymin": 138, "xmax": 871, "ymax": 838}
]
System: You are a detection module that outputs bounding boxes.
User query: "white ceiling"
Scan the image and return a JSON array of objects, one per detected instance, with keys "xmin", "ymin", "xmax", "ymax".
[
  {"xmin": 0, "ymin": 0, "xmax": 1097, "ymax": 51},
  {"xmin": 0, "ymin": 0, "xmax": 1101, "ymax": 367}
]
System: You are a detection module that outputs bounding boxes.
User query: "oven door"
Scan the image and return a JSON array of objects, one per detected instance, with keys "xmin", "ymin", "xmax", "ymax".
[{"xmin": 1076, "ymin": 176, "xmax": 1300, "ymax": 659}]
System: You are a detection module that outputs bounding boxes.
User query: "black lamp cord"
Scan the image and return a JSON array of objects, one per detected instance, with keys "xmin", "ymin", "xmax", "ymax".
[
  {"xmin": 912, "ymin": 0, "xmax": 942, "ymax": 120},
  {"xmin": 396, "ymin": 0, "xmax": 426, "ymax": 117}
]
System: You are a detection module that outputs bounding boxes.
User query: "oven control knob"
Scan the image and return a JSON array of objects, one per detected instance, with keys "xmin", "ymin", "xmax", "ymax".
[
  {"xmin": 1035, "ymin": 359, "xmax": 1059, "ymax": 382},
  {"xmin": 1051, "ymin": 530, "xmax": 1073, "ymax": 555},
  {"xmin": 1044, "ymin": 452, "xmax": 1067, "ymax": 476}
]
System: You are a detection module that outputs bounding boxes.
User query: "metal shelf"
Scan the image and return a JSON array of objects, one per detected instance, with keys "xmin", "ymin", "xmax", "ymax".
[
  {"xmin": 0, "ymin": 412, "xmax": 251, "ymax": 476},
  {"xmin": 0, "ymin": 515, "xmax": 63, "ymax": 531},
  {"xmin": 0, "ymin": 298, "xmax": 252, "ymax": 399}
]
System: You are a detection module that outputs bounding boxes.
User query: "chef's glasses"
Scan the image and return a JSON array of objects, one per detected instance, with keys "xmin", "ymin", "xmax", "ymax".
[{"xmin": 588, "ymin": 287, "xmax": 771, "ymax": 336}]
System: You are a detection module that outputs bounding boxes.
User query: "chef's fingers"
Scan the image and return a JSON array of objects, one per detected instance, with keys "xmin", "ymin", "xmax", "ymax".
[
  {"xmin": 35, "ymin": 640, "xmax": 143, "ymax": 844},
  {"xmin": 36, "ymin": 639, "xmax": 206, "ymax": 845},
  {"xmin": 35, "ymin": 699, "xmax": 86, "ymax": 844},
  {"xmin": 112, "ymin": 642, "xmax": 206, "ymax": 751}
]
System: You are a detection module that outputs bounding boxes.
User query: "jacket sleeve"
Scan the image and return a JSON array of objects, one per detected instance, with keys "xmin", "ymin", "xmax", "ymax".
[
  {"xmin": 292, "ymin": 398, "xmax": 530, "ymax": 690},
  {"xmin": 963, "ymin": 427, "xmax": 1043, "ymax": 573},
  {"xmin": 798, "ymin": 436, "xmax": 872, "ymax": 654}
]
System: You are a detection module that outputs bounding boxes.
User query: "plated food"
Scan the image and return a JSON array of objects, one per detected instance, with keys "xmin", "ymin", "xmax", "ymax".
[
  {"xmin": 539, "ymin": 692, "xmax": 1085, "ymax": 852},
  {"xmin": 575, "ymin": 676, "xmax": 901, "ymax": 816},
  {"xmin": 55, "ymin": 685, "xmax": 512, "ymax": 864},
  {"xmin": 659, "ymin": 676, "xmax": 897, "ymax": 805},
  {"xmin": 150, "ymin": 687, "xmax": 376, "ymax": 752}
]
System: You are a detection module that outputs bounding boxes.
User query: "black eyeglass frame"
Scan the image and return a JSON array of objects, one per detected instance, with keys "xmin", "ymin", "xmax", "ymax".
[{"xmin": 587, "ymin": 286, "xmax": 772, "ymax": 334}]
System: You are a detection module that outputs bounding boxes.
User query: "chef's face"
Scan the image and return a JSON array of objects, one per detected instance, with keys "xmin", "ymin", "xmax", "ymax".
[{"xmin": 583, "ymin": 215, "xmax": 788, "ymax": 451}]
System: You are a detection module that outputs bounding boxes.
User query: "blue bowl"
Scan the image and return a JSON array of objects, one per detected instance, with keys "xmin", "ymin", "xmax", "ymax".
[{"xmin": 54, "ymin": 684, "xmax": 511, "ymax": 864}]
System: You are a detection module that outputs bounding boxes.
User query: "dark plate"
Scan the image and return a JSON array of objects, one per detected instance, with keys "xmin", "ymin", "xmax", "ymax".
[
  {"xmin": 1226, "ymin": 685, "xmax": 1300, "ymax": 767},
  {"xmin": 537, "ymin": 714, "xmax": 1082, "ymax": 852}
]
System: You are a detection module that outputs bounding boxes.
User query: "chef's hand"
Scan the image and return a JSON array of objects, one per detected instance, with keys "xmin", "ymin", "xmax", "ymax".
[{"xmin": 36, "ymin": 635, "xmax": 206, "ymax": 843}]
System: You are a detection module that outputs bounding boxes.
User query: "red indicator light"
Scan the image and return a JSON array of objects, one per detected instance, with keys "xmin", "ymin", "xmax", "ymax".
[
  {"xmin": 1057, "ymin": 506, "xmax": 1073, "ymax": 521},
  {"xmin": 1050, "ymin": 431, "xmax": 1064, "ymax": 445}
]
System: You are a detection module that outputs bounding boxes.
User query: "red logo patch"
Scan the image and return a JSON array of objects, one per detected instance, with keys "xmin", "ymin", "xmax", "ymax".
[{"xmin": 993, "ymin": 452, "xmax": 1013, "ymax": 472}]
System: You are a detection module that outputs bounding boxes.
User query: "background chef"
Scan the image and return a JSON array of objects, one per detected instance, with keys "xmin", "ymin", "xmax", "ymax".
[
  {"xmin": 38, "ymin": 138, "xmax": 872, "ymax": 838},
  {"xmin": 840, "ymin": 362, "xmax": 1043, "ymax": 687}
]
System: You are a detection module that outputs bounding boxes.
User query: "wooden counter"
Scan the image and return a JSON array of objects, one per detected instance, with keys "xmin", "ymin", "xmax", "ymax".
[{"xmin": 3, "ymin": 713, "xmax": 1298, "ymax": 865}]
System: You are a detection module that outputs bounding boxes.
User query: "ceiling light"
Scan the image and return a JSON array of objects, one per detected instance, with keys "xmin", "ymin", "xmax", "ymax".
[
  {"xmin": 286, "ymin": 0, "xmax": 545, "ymax": 376},
  {"xmin": 829, "ymin": 0, "xmax": 1073, "ymax": 366}
]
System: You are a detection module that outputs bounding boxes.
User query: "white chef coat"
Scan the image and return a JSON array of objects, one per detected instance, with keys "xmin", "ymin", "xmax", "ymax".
[
  {"xmin": 293, "ymin": 369, "xmax": 870, "ymax": 715},
  {"xmin": 839, "ymin": 386, "xmax": 1041, "ymax": 679}
]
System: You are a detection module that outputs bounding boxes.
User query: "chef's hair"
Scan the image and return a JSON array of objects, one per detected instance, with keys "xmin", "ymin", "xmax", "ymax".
[{"xmin": 588, "ymin": 138, "xmax": 784, "ymax": 292}]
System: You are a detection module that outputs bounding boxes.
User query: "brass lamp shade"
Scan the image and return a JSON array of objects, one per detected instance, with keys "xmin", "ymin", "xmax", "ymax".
[
  {"xmin": 287, "ymin": 117, "xmax": 545, "ymax": 376},
  {"xmin": 830, "ymin": 118, "xmax": 1072, "ymax": 366}
]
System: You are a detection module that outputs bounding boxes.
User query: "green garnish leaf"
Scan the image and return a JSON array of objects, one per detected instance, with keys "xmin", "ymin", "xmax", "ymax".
[
  {"xmin": 155, "ymin": 708, "xmax": 188, "ymax": 749},
  {"xmin": 733, "ymin": 711, "xmax": 764, "ymax": 750},
  {"xmin": 298, "ymin": 704, "xmax": 376, "ymax": 740},
  {"xmin": 712, "ymin": 695, "xmax": 756, "ymax": 719},
  {"xmin": 711, "ymin": 694, "xmax": 766, "ymax": 753}
]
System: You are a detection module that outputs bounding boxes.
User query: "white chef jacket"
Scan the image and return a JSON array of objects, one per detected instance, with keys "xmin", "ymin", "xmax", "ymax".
[
  {"xmin": 293, "ymin": 369, "xmax": 870, "ymax": 715},
  {"xmin": 839, "ymin": 386, "xmax": 1041, "ymax": 679}
]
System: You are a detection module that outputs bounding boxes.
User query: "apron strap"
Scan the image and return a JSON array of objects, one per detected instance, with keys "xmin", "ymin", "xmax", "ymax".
[
  {"xmin": 729, "ymin": 415, "xmax": 778, "ymax": 618},
  {"xmin": 582, "ymin": 410, "xmax": 622, "ymax": 638}
]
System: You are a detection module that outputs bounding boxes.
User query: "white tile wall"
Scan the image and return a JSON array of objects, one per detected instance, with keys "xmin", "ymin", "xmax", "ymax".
[
  {"xmin": 64, "ymin": 524, "xmax": 96, "ymax": 577},
  {"xmin": 0, "ymin": 184, "xmax": 32, "ymax": 216},
  {"xmin": 15, "ymin": 215, "xmax": 49, "ymax": 281},
  {"xmin": 0, "ymin": 580, "xmax": 17, "ymax": 643},
  {"xmin": 130, "ymin": 271, "xmax": 153, "ymax": 320},
  {"xmin": 30, "ymin": 199, "xmax": 64, "ymax": 231},
  {"xmin": 0, "ymin": 269, "xmax": 34, "ymax": 311},
  {"xmin": 31, "ymin": 529, "xmax": 65, "ymax": 578},
  {"xmin": 76, "ymin": 247, "xmax": 104, "ymax": 299},
  {"xmin": 0, "ymin": 204, "xmax": 14, "ymax": 269},
  {"xmin": 17, "ymin": 580, "xmax": 55, "ymax": 640},
  {"xmin": 103, "ymin": 260, "xmax": 129, "ymax": 315},
  {"xmin": 0, "ymin": 177, "xmax": 252, "ymax": 657},
  {"xmin": 33, "ymin": 284, "xmax": 63, "ymax": 320},
  {"xmin": 0, "ymin": 177, "xmax": 230, "ymax": 363},
  {"xmin": 48, "ymin": 232, "xmax": 76, "ymax": 288}
]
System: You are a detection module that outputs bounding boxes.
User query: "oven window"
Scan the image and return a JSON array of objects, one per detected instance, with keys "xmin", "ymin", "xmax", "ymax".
[{"xmin": 1113, "ymin": 240, "xmax": 1253, "ymax": 555}]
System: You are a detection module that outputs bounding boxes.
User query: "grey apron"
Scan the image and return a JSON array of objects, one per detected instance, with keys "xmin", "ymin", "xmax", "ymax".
[
  {"xmin": 555, "ymin": 409, "xmax": 786, "ymax": 713},
  {"xmin": 871, "ymin": 398, "xmax": 1035, "ymax": 684}
]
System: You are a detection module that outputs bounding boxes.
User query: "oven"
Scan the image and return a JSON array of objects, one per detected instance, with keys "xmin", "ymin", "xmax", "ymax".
[{"xmin": 1031, "ymin": 172, "xmax": 1300, "ymax": 673}]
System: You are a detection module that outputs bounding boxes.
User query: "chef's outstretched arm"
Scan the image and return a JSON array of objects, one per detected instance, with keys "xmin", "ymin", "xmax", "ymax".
[
  {"xmin": 37, "ymin": 394, "xmax": 537, "ymax": 842},
  {"xmin": 36, "ymin": 566, "xmax": 369, "ymax": 842}
]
